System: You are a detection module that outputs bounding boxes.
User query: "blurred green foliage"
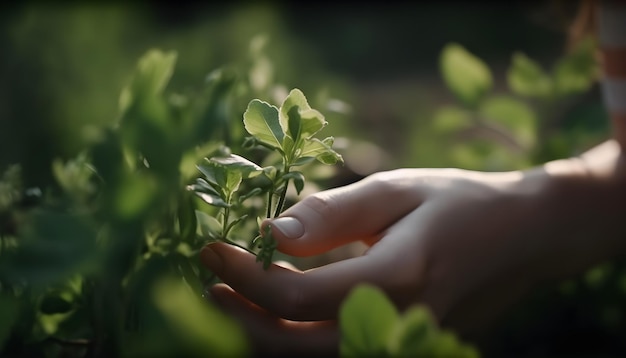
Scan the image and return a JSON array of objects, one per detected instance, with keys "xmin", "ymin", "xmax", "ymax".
[
  {"xmin": 1, "ymin": 2, "xmax": 625, "ymax": 357},
  {"xmin": 340, "ymin": 284, "xmax": 479, "ymax": 357}
]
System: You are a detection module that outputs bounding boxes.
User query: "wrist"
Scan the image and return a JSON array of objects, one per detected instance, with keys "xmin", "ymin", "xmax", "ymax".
[{"xmin": 512, "ymin": 140, "xmax": 626, "ymax": 281}]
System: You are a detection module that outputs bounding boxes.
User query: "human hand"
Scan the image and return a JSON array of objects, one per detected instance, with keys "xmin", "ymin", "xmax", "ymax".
[{"xmin": 200, "ymin": 142, "xmax": 626, "ymax": 355}]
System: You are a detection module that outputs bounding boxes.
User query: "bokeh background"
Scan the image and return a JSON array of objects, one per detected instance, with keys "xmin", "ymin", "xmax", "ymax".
[{"xmin": 1, "ymin": 1, "xmax": 623, "ymax": 357}]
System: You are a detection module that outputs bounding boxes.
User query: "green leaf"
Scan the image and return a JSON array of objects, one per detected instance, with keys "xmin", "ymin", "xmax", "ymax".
[
  {"xmin": 224, "ymin": 170, "xmax": 243, "ymax": 196},
  {"xmin": 5, "ymin": 211, "xmax": 97, "ymax": 288},
  {"xmin": 388, "ymin": 306, "xmax": 435, "ymax": 356},
  {"xmin": 114, "ymin": 172, "xmax": 159, "ymax": 220},
  {"xmin": 553, "ymin": 36, "xmax": 598, "ymax": 97},
  {"xmin": 153, "ymin": 277, "xmax": 249, "ymax": 357},
  {"xmin": 175, "ymin": 254, "xmax": 203, "ymax": 296},
  {"xmin": 507, "ymin": 52, "xmax": 553, "ymax": 98},
  {"xmin": 197, "ymin": 162, "xmax": 223, "ymax": 188},
  {"xmin": 178, "ymin": 192, "xmax": 197, "ymax": 242},
  {"xmin": 297, "ymin": 137, "xmax": 343, "ymax": 165},
  {"xmin": 210, "ymin": 154, "xmax": 263, "ymax": 178},
  {"xmin": 280, "ymin": 88, "xmax": 326, "ymax": 141},
  {"xmin": 283, "ymin": 171, "xmax": 305, "ymax": 195},
  {"xmin": 195, "ymin": 192, "xmax": 230, "ymax": 208},
  {"xmin": 431, "ymin": 106, "xmax": 473, "ymax": 134},
  {"xmin": 243, "ymin": 99, "xmax": 283, "ymax": 150},
  {"xmin": 0, "ymin": 295, "xmax": 18, "ymax": 349},
  {"xmin": 120, "ymin": 49, "xmax": 177, "ymax": 113},
  {"xmin": 479, "ymin": 95, "xmax": 537, "ymax": 149},
  {"xmin": 195, "ymin": 210, "xmax": 222, "ymax": 238},
  {"xmin": 188, "ymin": 178, "xmax": 221, "ymax": 198},
  {"xmin": 440, "ymin": 43, "xmax": 492, "ymax": 107},
  {"xmin": 340, "ymin": 284, "xmax": 399, "ymax": 357}
]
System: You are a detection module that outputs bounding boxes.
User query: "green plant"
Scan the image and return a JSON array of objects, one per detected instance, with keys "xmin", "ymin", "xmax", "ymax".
[
  {"xmin": 188, "ymin": 88, "xmax": 342, "ymax": 269},
  {"xmin": 340, "ymin": 284, "xmax": 479, "ymax": 358},
  {"xmin": 0, "ymin": 48, "xmax": 254, "ymax": 357},
  {"xmin": 415, "ymin": 37, "xmax": 603, "ymax": 172}
]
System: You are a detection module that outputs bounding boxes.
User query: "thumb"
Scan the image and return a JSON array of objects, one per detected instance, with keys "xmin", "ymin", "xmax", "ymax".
[{"xmin": 263, "ymin": 174, "xmax": 423, "ymax": 257}]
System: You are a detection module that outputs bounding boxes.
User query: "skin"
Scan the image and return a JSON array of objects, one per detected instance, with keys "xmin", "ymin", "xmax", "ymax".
[{"xmin": 200, "ymin": 140, "xmax": 626, "ymax": 356}]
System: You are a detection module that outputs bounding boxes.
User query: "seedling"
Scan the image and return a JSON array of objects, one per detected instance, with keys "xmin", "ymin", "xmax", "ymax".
[{"xmin": 189, "ymin": 88, "xmax": 342, "ymax": 268}]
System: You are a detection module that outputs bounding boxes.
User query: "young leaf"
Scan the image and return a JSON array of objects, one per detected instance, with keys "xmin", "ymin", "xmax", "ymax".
[
  {"xmin": 197, "ymin": 163, "xmax": 222, "ymax": 188},
  {"xmin": 195, "ymin": 192, "xmax": 230, "ymax": 208},
  {"xmin": 280, "ymin": 88, "xmax": 326, "ymax": 140},
  {"xmin": 282, "ymin": 171, "xmax": 305, "ymax": 195},
  {"xmin": 195, "ymin": 210, "xmax": 223, "ymax": 238},
  {"xmin": 188, "ymin": 178, "xmax": 221, "ymax": 198},
  {"xmin": 224, "ymin": 170, "xmax": 243, "ymax": 196},
  {"xmin": 210, "ymin": 154, "xmax": 263, "ymax": 178},
  {"xmin": 243, "ymin": 99, "xmax": 284, "ymax": 150},
  {"xmin": 298, "ymin": 137, "xmax": 343, "ymax": 165},
  {"xmin": 340, "ymin": 284, "xmax": 399, "ymax": 357},
  {"xmin": 440, "ymin": 43, "xmax": 492, "ymax": 108}
]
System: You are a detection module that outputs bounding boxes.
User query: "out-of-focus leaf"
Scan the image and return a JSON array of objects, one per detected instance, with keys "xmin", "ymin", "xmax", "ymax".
[
  {"xmin": 553, "ymin": 37, "xmax": 598, "ymax": 97},
  {"xmin": 174, "ymin": 254, "xmax": 203, "ymax": 296},
  {"xmin": 479, "ymin": 95, "xmax": 537, "ymax": 149},
  {"xmin": 389, "ymin": 305, "xmax": 478, "ymax": 357},
  {"xmin": 40, "ymin": 294, "xmax": 74, "ymax": 315},
  {"xmin": 178, "ymin": 192, "xmax": 197, "ymax": 242},
  {"xmin": 0, "ymin": 295, "xmax": 18, "ymax": 349},
  {"xmin": 153, "ymin": 277, "xmax": 248, "ymax": 357},
  {"xmin": 243, "ymin": 99, "xmax": 283, "ymax": 150},
  {"xmin": 507, "ymin": 52, "xmax": 553, "ymax": 98},
  {"xmin": 114, "ymin": 172, "xmax": 158, "ymax": 220},
  {"xmin": 440, "ymin": 43, "xmax": 492, "ymax": 107},
  {"xmin": 5, "ymin": 211, "xmax": 97, "ymax": 289},
  {"xmin": 389, "ymin": 306, "xmax": 433, "ymax": 355},
  {"xmin": 120, "ymin": 49, "xmax": 178, "ymax": 113},
  {"xmin": 340, "ymin": 284, "xmax": 399, "ymax": 357},
  {"xmin": 431, "ymin": 106, "xmax": 473, "ymax": 134}
]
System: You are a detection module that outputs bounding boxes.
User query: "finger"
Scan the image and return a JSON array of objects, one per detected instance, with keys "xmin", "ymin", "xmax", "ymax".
[
  {"xmin": 210, "ymin": 283, "xmax": 338, "ymax": 357},
  {"xmin": 265, "ymin": 172, "xmax": 424, "ymax": 256},
  {"xmin": 201, "ymin": 229, "xmax": 426, "ymax": 321}
]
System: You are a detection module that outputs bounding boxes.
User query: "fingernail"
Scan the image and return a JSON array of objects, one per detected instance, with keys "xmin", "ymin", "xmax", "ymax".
[
  {"xmin": 271, "ymin": 217, "xmax": 304, "ymax": 239},
  {"xmin": 200, "ymin": 246, "xmax": 223, "ymax": 274}
]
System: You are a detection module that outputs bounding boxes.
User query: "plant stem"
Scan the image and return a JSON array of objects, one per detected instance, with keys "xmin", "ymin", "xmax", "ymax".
[
  {"xmin": 222, "ymin": 206, "xmax": 231, "ymax": 239},
  {"xmin": 273, "ymin": 164, "xmax": 290, "ymax": 218},
  {"xmin": 266, "ymin": 190, "xmax": 273, "ymax": 219}
]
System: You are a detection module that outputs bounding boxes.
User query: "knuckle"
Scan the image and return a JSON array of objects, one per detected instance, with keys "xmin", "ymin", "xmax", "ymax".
[{"xmin": 300, "ymin": 194, "xmax": 339, "ymax": 220}]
